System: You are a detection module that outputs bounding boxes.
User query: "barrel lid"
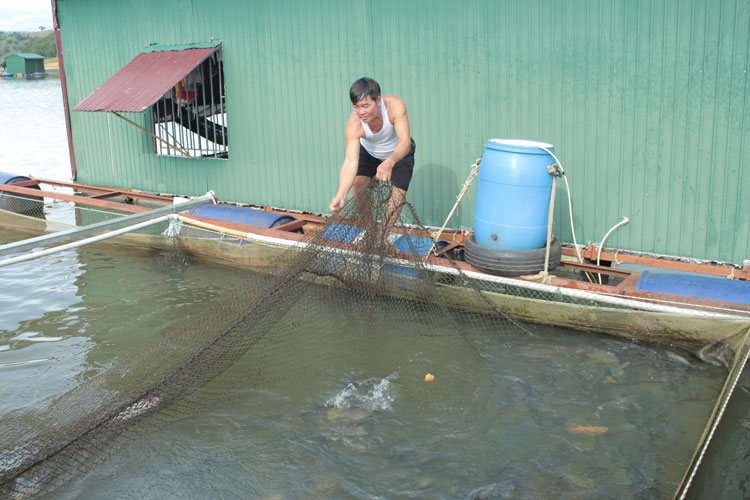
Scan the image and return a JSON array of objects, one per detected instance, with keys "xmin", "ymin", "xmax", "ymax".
[{"xmin": 486, "ymin": 139, "xmax": 555, "ymax": 154}]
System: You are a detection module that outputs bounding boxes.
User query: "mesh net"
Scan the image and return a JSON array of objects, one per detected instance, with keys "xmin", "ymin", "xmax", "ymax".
[
  {"xmin": 0, "ymin": 182, "xmax": 527, "ymax": 496},
  {"xmin": 0, "ymin": 190, "xmax": 125, "ymax": 230},
  {"xmin": 0, "ymin": 181, "xmax": 747, "ymax": 498},
  {"xmin": 0, "ymin": 190, "xmax": 182, "ymax": 257}
]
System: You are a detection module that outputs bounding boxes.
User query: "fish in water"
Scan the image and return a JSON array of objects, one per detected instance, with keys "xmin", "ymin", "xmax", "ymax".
[
  {"xmin": 567, "ymin": 425, "xmax": 608, "ymax": 436},
  {"xmin": 323, "ymin": 372, "xmax": 399, "ymax": 421},
  {"xmin": 114, "ymin": 396, "xmax": 161, "ymax": 422}
]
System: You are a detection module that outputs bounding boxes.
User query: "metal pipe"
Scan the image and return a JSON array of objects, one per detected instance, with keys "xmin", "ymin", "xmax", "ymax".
[
  {"xmin": 171, "ymin": 87, "xmax": 178, "ymax": 156},
  {"xmin": 209, "ymin": 55, "xmax": 216, "ymax": 156},
  {"xmin": 0, "ymin": 214, "xmax": 176, "ymax": 268},
  {"xmin": 113, "ymin": 112, "xmax": 189, "ymax": 158},
  {"xmin": 217, "ymin": 51, "xmax": 226, "ymax": 153},
  {"xmin": 189, "ymin": 90, "xmax": 196, "ymax": 154},
  {"xmin": 0, "ymin": 192, "xmax": 213, "ymax": 257},
  {"xmin": 197, "ymin": 74, "xmax": 202, "ymax": 153},
  {"xmin": 201, "ymin": 60, "xmax": 208, "ymax": 156},
  {"xmin": 161, "ymin": 93, "xmax": 169, "ymax": 154}
]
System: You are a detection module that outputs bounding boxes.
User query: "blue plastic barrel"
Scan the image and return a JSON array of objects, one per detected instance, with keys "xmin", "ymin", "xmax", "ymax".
[
  {"xmin": 188, "ymin": 203, "xmax": 299, "ymax": 230},
  {"xmin": 635, "ymin": 271, "xmax": 750, "ymax": 305},
  {"xmin": 474, "ymin": 139, "xmax": 555, "ymax": 251},
  {"xmin": 0, "ymin": 172, "xmax": 42, "ymax": 214}
]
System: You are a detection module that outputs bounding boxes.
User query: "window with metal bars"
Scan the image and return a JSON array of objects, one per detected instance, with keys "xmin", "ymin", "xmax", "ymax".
[{"xmin": 150, "ymin": 48, "xmax": 228, "ymax": 159}]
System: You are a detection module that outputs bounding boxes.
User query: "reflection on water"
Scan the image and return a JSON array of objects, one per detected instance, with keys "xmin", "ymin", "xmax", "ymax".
[
  {"xmin": 0, "ymin": 77, "xmax": 70, "ymax": 181},
  {"xmin": 0, "ymin": 238, "xmax": 250, "ymax": 421}
]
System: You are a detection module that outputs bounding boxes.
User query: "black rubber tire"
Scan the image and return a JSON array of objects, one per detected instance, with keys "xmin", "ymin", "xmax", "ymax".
[{"xmin": 464, "ymin": 235, "xmax": 561, "ymax": 276}]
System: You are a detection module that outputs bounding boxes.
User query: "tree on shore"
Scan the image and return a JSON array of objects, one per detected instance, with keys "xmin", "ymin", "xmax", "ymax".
[{"xmin": 21, "ymin": 33, "xmax": 57, "ymax": 58}]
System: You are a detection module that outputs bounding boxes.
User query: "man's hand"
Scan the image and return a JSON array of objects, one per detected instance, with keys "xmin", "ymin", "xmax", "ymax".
[
  {"xmin": 375, "ymin": 160, "xmax": 394, "ymax": 182},
  {"xmin": 330, "ymin": 195, "xmax": 346, "ymax": 213}
]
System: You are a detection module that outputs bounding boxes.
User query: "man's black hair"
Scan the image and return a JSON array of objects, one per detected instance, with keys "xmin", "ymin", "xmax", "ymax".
[{"xmin": 350, "ymin": 78, "xmax": 381, "ymax": 105}]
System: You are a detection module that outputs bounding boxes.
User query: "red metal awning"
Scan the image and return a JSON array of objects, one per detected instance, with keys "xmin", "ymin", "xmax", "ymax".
[{"xmin": 73, "ymin": 44, "xmax": 219, "ymax": 113}]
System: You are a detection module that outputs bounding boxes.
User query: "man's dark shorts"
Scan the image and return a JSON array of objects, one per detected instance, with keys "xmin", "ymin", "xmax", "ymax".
[{"xmin": 357, "ymin": 139, "xmax": 416, "ymax": 191}]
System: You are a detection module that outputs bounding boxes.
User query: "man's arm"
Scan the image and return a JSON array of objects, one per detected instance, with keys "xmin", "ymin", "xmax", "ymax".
[
  {"xmin": 330, "ymin": 114, "xmax": 362, "ymax": 213},
  {"xmin": 375, "ymin": 96, "xmax": 410, "ymax": 182}
]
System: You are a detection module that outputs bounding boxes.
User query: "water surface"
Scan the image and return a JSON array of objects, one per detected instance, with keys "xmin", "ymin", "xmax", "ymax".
[
  {"xmin": 0, "ymin": 236, "xmax": 726, "ymax": 499},
  {"xmin": 0, "ymin": 76, "xmax": 736, "ymax": 499}
]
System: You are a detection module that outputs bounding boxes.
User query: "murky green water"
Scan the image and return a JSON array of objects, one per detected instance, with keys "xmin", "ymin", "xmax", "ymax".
[
  {"xmin": 0, "ymin": 77, "xmax": 740, "ymax": 499},
  {"xmin": 0, "ymin": 230, "xmax": 726, "ymax": 498}
]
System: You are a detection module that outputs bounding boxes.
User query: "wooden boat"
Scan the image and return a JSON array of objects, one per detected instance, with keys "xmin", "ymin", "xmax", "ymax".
[{"xmin": 1, "ymin": 176, "xmax": 749, "ymax": 366}]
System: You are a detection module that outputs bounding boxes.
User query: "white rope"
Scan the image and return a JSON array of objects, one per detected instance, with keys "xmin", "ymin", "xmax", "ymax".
[
  {"xmin": 423, "ymin": 158, "xmax": 481, "ymax": 260},
  {"xmin": 532, "ymin": 145, "xmax": 587, "ymax": 265},
  {"xmin": 676, "ymin": 329, "xmax": 750, "ymax": 499}
]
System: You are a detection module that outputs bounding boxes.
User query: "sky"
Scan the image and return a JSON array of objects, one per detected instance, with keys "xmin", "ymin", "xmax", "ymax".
[{"xmin": 0, "ymin": 0, "xmax": 54, "ymax": 32}]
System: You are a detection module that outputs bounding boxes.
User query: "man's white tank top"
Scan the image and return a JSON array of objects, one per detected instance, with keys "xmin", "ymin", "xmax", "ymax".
[{"xmin": 360, "ymin": 98, "xmax": 398, "ymax": 160}]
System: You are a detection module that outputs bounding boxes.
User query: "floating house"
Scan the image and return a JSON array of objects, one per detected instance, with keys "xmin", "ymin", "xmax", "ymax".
[
  {"xmin": 0, "ymin": 1, "xmax": 743, "ymax": 497},
  {"xmin": 3, "ymin": 53, "xmax": 45, "ymax": 75},
  {"xmin": 50, "ymin": 0, "xmax": 749, "ymax": 268}
]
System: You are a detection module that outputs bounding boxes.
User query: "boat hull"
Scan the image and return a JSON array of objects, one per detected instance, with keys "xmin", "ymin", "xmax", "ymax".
[{"xmin": 2, "ymin": 202, "xmax": 749, "ymax": 366}]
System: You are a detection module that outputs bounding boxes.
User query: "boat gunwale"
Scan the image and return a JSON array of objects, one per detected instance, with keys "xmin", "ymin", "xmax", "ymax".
[{"xmin": 2, "ymin": 177, "xmax": 748, "ymax": 320}]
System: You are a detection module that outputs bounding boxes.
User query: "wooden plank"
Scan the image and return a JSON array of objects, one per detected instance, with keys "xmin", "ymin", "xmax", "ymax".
[
  {"xmin": 434, "ymin": 242, "xmax": 459, "ymax": 257},
  {"xmin": 179, "ymin": 214, "xmax": 306, "ymax": 242},
  {"xmin": 558, "ymin": 260, "xmax": 631, "ymax": 278},
  {"xmin": 273, "ymin": 219, "xmax": 306, "ymax": 232},
  {"xmin": 562, "ymin": 246, "xmax": 749, "ymax": 281}
]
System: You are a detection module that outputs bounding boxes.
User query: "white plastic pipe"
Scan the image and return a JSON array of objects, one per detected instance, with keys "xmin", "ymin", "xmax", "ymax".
[
  {"xmin": 533, "ymin": 145, "xmax": 586, "ymax": 263},
  {"xmin": 0, "ymin": 214, "xmax": 175, "ymax": 268},
  {"xmin": 597, "ymin": 216, "xmax": 630, "ymax": 284}
]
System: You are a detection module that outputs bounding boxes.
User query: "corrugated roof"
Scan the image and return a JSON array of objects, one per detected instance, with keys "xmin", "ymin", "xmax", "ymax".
[
  {"xmin": 142, "ymin": 41, "xmax": 221, "ymax": 53},
  {"xmin": 8, "ymin": 53, "xmax": 45, "ymax": 59},
  {"xmin": 73, "ymin": 45, "xmax": 219, "ymax": 112}
]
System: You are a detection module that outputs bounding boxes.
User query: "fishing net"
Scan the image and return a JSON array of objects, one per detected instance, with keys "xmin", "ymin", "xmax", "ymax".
[
  {"xmin": 2, "ymin": 187, "xmax": 746, "ymax": 366},
  {"xmin": 1, "ymin": 181, "xmax": 748, "ymax": 498},
  {"xmin": 0, "ymin": 190, "xmax": 171, "ymax": 246},
  {"xmin": 0, "ymin": 181, "xmax": 527, "ymax": 497}
]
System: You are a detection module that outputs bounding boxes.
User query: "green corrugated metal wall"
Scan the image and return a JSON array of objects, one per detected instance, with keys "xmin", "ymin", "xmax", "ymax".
[
  {"xmin": 5, "ymin": 54, "xmax": 44, "ymax": 74},
  {"xmin": 57, "ymin": 0, "xmax": 750, "ymax": 264}
]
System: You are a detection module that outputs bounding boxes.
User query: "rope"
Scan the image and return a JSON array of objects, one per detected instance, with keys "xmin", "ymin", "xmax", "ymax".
[
  {"xmin": 613, "ymin": 251, "xmax": 623, "ymax": 266},
  {"xmin": 523, "ymin": 165, "xmax": 559, "ymax": 285},
  {"xmin": 113, "ymin": 111, "xmax": 191, "ymax": 158},
  {"xmin": 424, "ymin": 158, "xmax": 481, "ymax": 261},
  {"xmin": 674, "ymin": 328, "xmax": 750, "ymax": 499},
  {"xmin": 539, "ymin": 170, "xmax": 558, "ymax": 283}
]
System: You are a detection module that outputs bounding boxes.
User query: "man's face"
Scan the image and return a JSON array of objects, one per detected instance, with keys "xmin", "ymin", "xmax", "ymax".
[{"xmin": 353, "ymin": 96, "xmax": 380, "ymax": 123}]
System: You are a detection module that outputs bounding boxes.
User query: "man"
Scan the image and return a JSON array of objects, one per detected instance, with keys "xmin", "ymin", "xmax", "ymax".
[{"xmin": 329, "ymin": 78, "xmax": 415, "ymax": 225}]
